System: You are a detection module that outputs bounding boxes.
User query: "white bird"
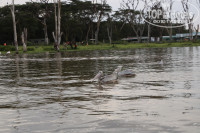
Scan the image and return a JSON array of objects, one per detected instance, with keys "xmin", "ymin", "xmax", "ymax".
[
  {"xmin": 91, "ymin": 71, "xmax": 118, "ymax": 84},
  {"xmin": 6, "ymin": 51, "xmax": 10, "ymax": 55},
  {"xmin": 159, "ymin": 60, "xmax": 163, "ymax": 65},
  {"xmin": 91, "ymin": 71, "xmax": 103, "ymax": 82},
  {"xmin": 113, "ymin": 66, "xmax": 136, "ymax": 77}
]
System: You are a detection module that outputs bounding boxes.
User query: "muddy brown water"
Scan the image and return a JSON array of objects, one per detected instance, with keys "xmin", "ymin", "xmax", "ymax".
[{"xmin": 0, "ymin": 47, "xmax": 200, "ymax": 133}]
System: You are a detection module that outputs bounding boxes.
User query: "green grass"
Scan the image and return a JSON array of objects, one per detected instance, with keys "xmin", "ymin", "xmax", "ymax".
[{"xmin": 1, "ymin": 42, "xmax": 200, "ymax": 55}]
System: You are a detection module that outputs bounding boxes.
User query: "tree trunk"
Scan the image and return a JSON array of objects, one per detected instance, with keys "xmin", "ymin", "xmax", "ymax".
[
  {"xmin": 189, "ymin": 24, "xmax": 193, "ymax": 41},
  {"xmin": 86, "ymin": 24, "xmax": 91, "ymax": 43},
  {"xmin": 137, "ymin": 34, "xmax": 141, "ymax": 43},
  {"xmin": 92, "ymin": 25, "xmax": 94, "ymax": 44},
  {"xmin": 167, "ymin": 27, "xmax": 173, "ymax": 42},
  {"xmin": 95, "ymin": 30, "xmax": 98, "ymax": 45},
  {"xmin": 95, "ymin": 12, "xmax": 103, "ymax": 45},
  {"xmin": 43, "ymin": 19, "xmax": 49, "ymax": 45},
  {"xmin": 57, "ymin": 0, "xmax": 61, "ymax": 50},
  {"xmin": 194, "ymin": 24, "xmax": 199, "ymax": 42},
  {"xmin": 24, "ymin": 28, "xmax": 27, "ymax": 45},
  {"xmin": 52, "ymin": 32, "xmax": 58, "ymax": 50},
  {"xmin": 55, "ymin": 2, "xmax": 58, "ymax": 42},
  {"xmin": 107, "ymin": 27, "xmax": 112, "ymax": 44},
  {"xmin": 21, "ymin": 31, "xmax": 27, "ymax": 52},
  {"xmin": 10, "ymin": 0, "xmax": 18, "ymax": 54},
  {"xmin": 53, "ymin": 0, "xmax": 58, "ymax": 51},
  {"xmin": 139, "ymin": 24, "xmax": 145, "ymax": 43},
  {"xmin": 95, "ymin": 22, "xmax": 100, "ymax": 45},
  {"xmin": 108, "ymin": 29, "xmax": 112, "ymax": 45},
  {"xmin": 107, "ymin": 17, "xmax": 113, "ymax": 45},
  {"xmin": 159, "ymin": 28, "xmax": 163, "ymax": 42},
  {"xmin": 147, "ymin": 24, "xmax": 150, "ymax": 45},
  {"xmin": 52, "ymin": 0, "xmax": 62, "ymax": 52},
  {"xmin": 169, "ymin": 28, "xmax": 172, "ymax": 42},
  {"xmin": 130, "ymin": 23, "xmax": 140, "ymax": 43}
]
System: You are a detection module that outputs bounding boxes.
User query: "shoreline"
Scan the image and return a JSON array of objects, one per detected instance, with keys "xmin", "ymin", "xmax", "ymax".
[{"xmin": 1, "ymin": 42, "xmax": 200, "ymax": 55}]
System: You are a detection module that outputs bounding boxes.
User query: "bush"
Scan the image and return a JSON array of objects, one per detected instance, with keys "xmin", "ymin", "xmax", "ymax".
[
  {"xmin": 43, "ymin": 47, "xmax": 54, "ymax": 51},
  {"xmin": 112, "ymin": 40, "xmax": 129, "ymax": 44},
  {"xmin": 27, "ymin": 47, "xmax": 35, "ymax": 51},
  {"xmin": 182, "ymin": 43, "xmax": 192, "ymax": 46},
  {"xmin": 27, "ymin": 41, "xmax": 34, "ymax": 46},
  {"xmin": 0, "ymin": 45, "xmax": 16, "ymax": 51}
]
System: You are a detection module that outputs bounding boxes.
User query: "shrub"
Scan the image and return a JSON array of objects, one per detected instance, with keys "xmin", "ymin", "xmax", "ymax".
[
  {"xmin": 0, "ymin": 45, "xmax": 16, "ymax": 51},
  {"xmin": 183, "ymin": 43, "xmax": 192, "ymax": 46},
  {"xmin": 27, "ymin": 41, "xmax": 34, "ymax": 46},
  {"xmin": 27, "ymin": 47, "xmax": 35, "ymax": 51},
  {"xmin": 43, "ymin": 47, "xmax": 54, "ymax": 51}
]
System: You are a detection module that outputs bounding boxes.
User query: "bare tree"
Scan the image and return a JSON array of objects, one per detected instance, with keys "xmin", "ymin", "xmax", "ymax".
[
  {"xmin": 195, "ymin": 0, "xmax": 200, "ymax": 41},
  {"xmin": 93, "ymin": 0, "xmax": 110, "ymax": 44},
  {"xmin": 182, "ymin": 0, "xmax": 194, "ymax": 40},
  {"xmin": 53, "ymin": 0, "xmax": 58, "ymax": 47},
  {"xmin": 107, "ymin": 14, "xmax": 113, "ymax": 45},
  {"xmin": 121, "ymin": 0, "xmax": 146, "ymax": 43},
  {"xmin": 10, "ymin": 0, "xmax": 18, "ymax": 54},
  {"xmin": 165, "ymin": 0, "xmax": 174, "ymax": 42},
  {"xmin": 21, "ymin": 28, "xmax": 27, "ymax": 52},
  {"xmin": 147, "ymin": 24, "xmax": 150, "ymax": 45},
  {"xmin": 144, "ymin": 0, "xmax": 152, "ymax": 45},
  {"xmin": 86, "ymin": 21, "xmax": 92, "ymax": 43},
  {"xmin": 43, "ymin": 18, "xmax": 49, "ymax": 45},
  {"xmin": 40, "ymin": 0, "xmax": 50, "ymax": 45},
  {"xmin": 52, "ymin": 0, "xmax": 63, "ymax": 52},
  {"xmin": 194, "ymin": 24, "xmax": 199, "ymax": 41}
]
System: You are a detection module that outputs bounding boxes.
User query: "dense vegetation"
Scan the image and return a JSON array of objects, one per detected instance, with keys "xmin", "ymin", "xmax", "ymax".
[{"xmin": 0, "ymin": 0, "xmax": 188, "ymax": 46}]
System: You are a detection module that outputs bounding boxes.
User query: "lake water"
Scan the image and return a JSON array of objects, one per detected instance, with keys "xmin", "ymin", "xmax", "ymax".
[{"xmin": 0, "ymin": 47, "xmax": 200, "ymax": 133}]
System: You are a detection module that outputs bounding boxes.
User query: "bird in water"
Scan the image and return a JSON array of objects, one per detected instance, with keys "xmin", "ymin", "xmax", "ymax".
[
  {"xmin": 6, "ymin": 51, "xmax": 10, "ymax": 55},
  {"xmin": 159, "ymin": 60, "xmax": 163, "ymax": 65},
  {"xmin": 113, "ymin": 66, "xmax": 136, "ymax": 77},
  {"xmin": 91, "ymin": 71, "xmax": 118, "ymax": 84}
]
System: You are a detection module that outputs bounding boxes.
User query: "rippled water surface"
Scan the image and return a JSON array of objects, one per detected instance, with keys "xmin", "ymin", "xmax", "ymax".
[{"xmin": 0, "ymin": 47, "xmax": 200, "ymax": 133}]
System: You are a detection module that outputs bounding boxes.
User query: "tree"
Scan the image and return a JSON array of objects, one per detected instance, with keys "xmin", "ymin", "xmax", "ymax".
[
  {"xmin": 92, "ymin": 0, "xmax": 111, "ymax": 44},
  {"xmin": 0, "ymin": 1, "xmax": 190, "ymax": 45},
  {"xmin": 148, "ymin": 1, "xmax": 165, "ymax": 42},
  {"xmin": 106, "ymin": 13, "xmax": 113, "ymax": 45},
  {"xmin": 10, "ymin": 0, "xmax": 18, "ymax": 54},
  {"xmin": 62, "ymin": 0, "xmax": 94, "ymax": 43},
  {"xmin": 182, "ymin": 0, "xmax": 194, "ymax": 40},
  {"xmin": 52, "ymin": 0, "xmax": 63, "ymax": 52},
  {"xmin": 30, "ymin": 0, "xmax": 52, "ymax": 45},
  {"xmin": 165, "ymin": 0, "xmax": 174, "ymax": 42},
  {"xmin": 121, "ymin": 0, "xmax": 146, "ymax": 43},
  {"xmin": 21, "ymin": 28, "xmax": 27, "ymax": 52},
  {"xmin": 194, "ymin": 24, "xmax": 199, "ymax": 42}
]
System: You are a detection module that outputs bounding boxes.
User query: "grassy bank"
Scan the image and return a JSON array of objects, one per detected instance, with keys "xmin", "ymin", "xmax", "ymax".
[{"xmin": 1, "ymin": 42, "xmax": 200, "ymax": 54}]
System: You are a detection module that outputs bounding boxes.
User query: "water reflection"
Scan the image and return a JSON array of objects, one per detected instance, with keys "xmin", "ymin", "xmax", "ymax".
[{"xmin": 0, "ymin": 47, "xmax": 200, "ymax": 133}]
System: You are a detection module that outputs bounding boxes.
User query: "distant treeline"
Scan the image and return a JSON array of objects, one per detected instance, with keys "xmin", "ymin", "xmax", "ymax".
[{"xmin": 0, "ymin": 0, "xmax": 188, "ymax": 45}]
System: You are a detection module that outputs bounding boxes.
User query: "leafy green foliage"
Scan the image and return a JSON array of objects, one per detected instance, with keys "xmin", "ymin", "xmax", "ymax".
[{"xmin": 0, "ymin": 45, "xmax": 16, "ymax": 51}]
